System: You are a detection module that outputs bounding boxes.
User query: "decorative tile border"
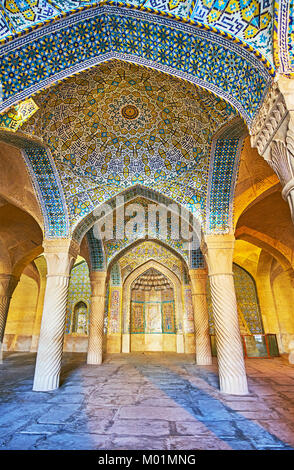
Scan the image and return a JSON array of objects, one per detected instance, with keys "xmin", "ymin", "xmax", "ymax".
[
  {"xmin": 273, "ymin": 0, "xmax": 294, "ymax": 74},
  {"xmin": 22, "ymin": 146, "xmax": 69, "ymax": 237},
  {"xmin": 206, "ymin": 136, "xmax": 244, "ymax": 233},
  {"xmin": 0, "ymin": 4, "xmax": 274, "ymax": 125}
]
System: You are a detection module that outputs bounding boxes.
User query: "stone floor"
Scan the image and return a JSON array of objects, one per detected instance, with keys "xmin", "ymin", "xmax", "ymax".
[{"xmin": 0, "ymin": 352, "xmax": 294, "ymax": 450}]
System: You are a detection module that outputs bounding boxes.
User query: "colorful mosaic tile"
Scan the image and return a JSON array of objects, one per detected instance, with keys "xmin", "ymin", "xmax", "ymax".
[
  {"xmin": 86, "ymin": 227, "xmax": 105, "ymax": 270},
  {"xmin": 191, "ymin": 0, "xmax": 274, "ymax": 64},
  {"xmin": 103, "ymin": 195, "xmax": 192, "ymax": 265},
  {"xmin": 131, "ymin": 301, "xmax": 145, "ymax": 333},
  {"xmin": 0, "ymin": 5, "xmax": 272, "ymax": 125},
  {"xmin": 0, "ymin": 97, "xmax": 38, "ymax": 131},
  {"xmin": 273, "ymin": 0, "xmax": 294, "ymax": 74},
  {"xmin": 183, "ymin": 287, "xmax": 194, "ymax": 333},
  {"xmin": 108, "ymin": 288, "xmax": 121, "ymax": 333},
  {"xmin": 110, "ymin": 262, "xmax": 121, "ymax": 285},
  {"xmin": 207, "ymin": 262, "xmax": 263, "ymax": 334},
  {"xmin": 162, "ymin": 301, "xmax": 176, "ymax": 333},
  {"xmin": 0, "ymin": 0, "xmax": 96, "ymax": 38},
  {"xmin": 23, "ymin": 146, "xmax": 69, "ymax": 237},
  {"xmin": 191, "ymin": 247, "xmax": 205, "ymax": 268},
  {"xmin": 65, "ymin": 260, "xmax": 91, "ymax": 334},
  {"xmin": 19, "ymin": 60, "xmax": 241, "ymax": 237},
  {"xmin": 0, "ymin": 6, "xmax": 275, "ymax": 240},
  {"xmin": 0, "ymin": 1, "xmax": 274, "ymax": 68},
  {"xmin": 206, "ymin": 137, "xmax": 244, "ymax": 232},
  {"xmin": 118, "ymin": 241, "xmax": 183, "ymax": 281}
]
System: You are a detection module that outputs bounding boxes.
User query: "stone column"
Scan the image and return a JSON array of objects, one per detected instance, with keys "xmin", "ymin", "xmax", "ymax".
[
  {"xmin": 0, "ymin": 274, "xmax": 19, "ymax": 363},
  {"xmin": 30, "ymin": 256, "xmax": 47, "ymax": 352},
  {"xmin": 202, "ymin": 234, "xmax": 248, "ymax": 395},
  {"xmin": 33, "ymin": 239, "xmax": 79, "ymax": 392},
  {"xmin": 87, "ymin": 271, "xmax": 107, "ymax": 365},
  {"xmin": 189, "ymin": 268, "xmax": 212, "ymax": 365}
]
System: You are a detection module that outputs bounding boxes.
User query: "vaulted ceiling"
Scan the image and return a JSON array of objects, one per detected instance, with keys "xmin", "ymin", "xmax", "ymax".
[{"xmin": 21, "ymin": 61, "xmax": 236, "ymax": 227}]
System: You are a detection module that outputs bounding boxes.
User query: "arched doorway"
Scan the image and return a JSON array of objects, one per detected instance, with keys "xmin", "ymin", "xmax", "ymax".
[
  {"xmin": 72, "ymin": 301, "xmax": 88, "ymax": 335},
  {"xmin": 130, "ymin": 268, "xmax": 176, "ymax": 352},
  {"xmin": 121, "ymin": 260, "xmax": 184, "ymax": 354}
]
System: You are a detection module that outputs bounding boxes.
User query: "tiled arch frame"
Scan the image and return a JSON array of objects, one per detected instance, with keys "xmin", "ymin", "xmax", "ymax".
[
  {"xmin": 273, "ymin": 0, "xmax": 294, "ymax": 74},
  {"xmin": 73, "ymin": 185, "xmax": 203, "ymax": 269},
  {"xmin": 205, "ymin": 117, "xmax": 248, "ymax": 233},
  {"xmin": 121, "ymin": 258, "xmax": 184, "ymax": 352},
  {"xmin": 0, "ymin": 4, "xmax": 274, "ymax": 126},
  {"xmin": 107, "ymin": 237, "xmax": 190, "ymax": 274}
]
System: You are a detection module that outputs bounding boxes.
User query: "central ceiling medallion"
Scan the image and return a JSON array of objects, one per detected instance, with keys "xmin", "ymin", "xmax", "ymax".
[{"xmin": 121, "ymin": 104, "xmax": 139, "ymax": 120}]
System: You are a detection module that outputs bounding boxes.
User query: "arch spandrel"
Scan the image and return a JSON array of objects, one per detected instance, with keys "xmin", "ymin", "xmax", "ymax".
[{"xmin": 73, "ymin": 185, "xmax": 202, "ymax": 245}]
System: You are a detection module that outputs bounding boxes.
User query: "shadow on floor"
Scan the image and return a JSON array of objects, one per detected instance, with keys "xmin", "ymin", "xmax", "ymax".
[{"xmin": 135, "ymin": 363, "xmax": 294, "ymax": 450}]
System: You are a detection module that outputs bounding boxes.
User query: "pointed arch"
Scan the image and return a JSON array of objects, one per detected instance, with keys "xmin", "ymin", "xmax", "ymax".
[
  {"xmin": 121, "ymin": 259, "xmax": 184, "ymax": 353},
  {"xmin": 0, "ymin": 5, "xmax": 273, "ymax": 126}
]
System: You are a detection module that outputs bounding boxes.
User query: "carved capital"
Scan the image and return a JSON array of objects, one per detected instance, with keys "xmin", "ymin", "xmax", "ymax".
[
  {"xmin": 201, "ymin": 234, "xmax": 235, "ymax": 276},
  {"xmin": 250, "ymin": 81, "xmax": 287, "ymax": 156},
  {"xmin": 0, "ymin": 274, "xmax": 19, "ymax": 298},
  {"xmin": 268, "ymin": 139, "xmax": 293, "ymax": 186},
  {"xmin": 43, "ymin": 239, "xmax": 79, "ymax": 277},
  {"xmin": 250, "ymin": 78, "xmax": 294, "ymax": 219}
]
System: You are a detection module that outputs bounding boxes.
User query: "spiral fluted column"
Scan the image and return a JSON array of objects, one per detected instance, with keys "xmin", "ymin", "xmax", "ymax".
[
  {"xmin": 87, "ymin": 272, "xmax": 107, "ymax": 365},
  {"xmin": 0, "ymin": 274, "xmax": 19, "ymax": 363},
  {"xmin": 202, "ymin": 234, "xmax": 248, "ymax": 395},
  {"xmin": 189, "ymin": 269, "xmax": 212, "ymax": 365},
  {"xmin": 30, "ymin": 257, "xmax": 47, "ymax": 352},
  {"xmin": 33, "ymin": 240, "xmax": 79, "ymax": 392}
]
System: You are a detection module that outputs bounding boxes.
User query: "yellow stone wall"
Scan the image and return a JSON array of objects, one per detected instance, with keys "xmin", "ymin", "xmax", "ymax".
[{"xmin": 271, "ymin": 269, "xmax": 294, "ymax": 352}]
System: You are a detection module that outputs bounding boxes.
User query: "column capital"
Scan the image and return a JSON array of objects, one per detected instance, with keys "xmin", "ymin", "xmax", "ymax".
[
  {"xmin": 42, "ymin": 239, "xmax": 80, "ymax": 277},
  {"xmin": 276, "ymin": 75, "xmax": 294, "ymax": 112},
  {"xmin": 43, "ymin": 238, "xmax": 80, "ymax": 257},
  {"xmin": 250, "ymin": 79, "xmax": 289, "ymax": 158},
  {"xmin": 0, "ymin": 273, "xmax": 19, "ymax": 298},
  {"xmin": 201, "ymin": 234, "xmax": 235, "ymax": 276},
  {"xmin": 189, "ymin": 269, "xmax": 208, "ymax": 295},
  {"xmin": 89, "ymin": 271, "xmax": 107, "ymax": 298},
  {"xmin": 249, "ymin": 78, "xmax": 294, "ymax": 225}
]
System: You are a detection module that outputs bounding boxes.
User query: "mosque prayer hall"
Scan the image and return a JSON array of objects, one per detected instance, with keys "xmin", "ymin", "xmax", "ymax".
[{"xmin": 0, "ymin": 0, "xmax": 294, "ymax": 453}]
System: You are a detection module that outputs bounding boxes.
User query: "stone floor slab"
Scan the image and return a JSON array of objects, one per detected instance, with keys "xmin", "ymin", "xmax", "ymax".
[{"xmin": 0, "ymin": 352, "xmax": 294, "ymax": 450}]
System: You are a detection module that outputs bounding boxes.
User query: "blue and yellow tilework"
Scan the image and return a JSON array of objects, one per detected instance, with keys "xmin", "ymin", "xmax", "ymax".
[
  {"xmin": 65, "ymin": 260, "xmax": 91, "ymax": 334},
  {"xmin": 21, "ymin": 61, "xmax": 237, "ymax": 234},
  {"xmin": 0, "ymin": 97, "xmax": 38, "ymax": 131},
  {"xmin": 207, "ymin": 262, "xmax": 264, "ymax": 334},
  {"xmin": 0, "ymin": 4, "xmax": 272, "ymax": 125},
  {"xmin": 0, "ymin": 1, "xmax": 274, "ymax": 68}
]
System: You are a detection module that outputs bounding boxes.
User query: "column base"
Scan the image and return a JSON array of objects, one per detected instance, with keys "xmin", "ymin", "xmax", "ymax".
[
  {"xmin": 196, "ymin": 355, "xmax": 213, "ymax": 366},
  {"xmin": 30, "ymin": 335, "xmax": 39, "ymax": 352},
  {"xmin": 87, "ymin": 352, "xmax": 102, "ymax": 365},
  {"xmin": 33, "ymin": 373, "xmax": 60, "ymax": 392},
  {"xmin": 219, "ymin": 374, "xmax": 249, "ymax": 395},
  {"xmin": 122, "ymin": 334, "xmax": 130, "ymax": 353},
  {"xmin": 176, "ymin": 334, "xmax": 185, "ymax": 353},
  {"xmin": 0, "ymin": 342, "xmax": 3, "ymax": 364}
]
